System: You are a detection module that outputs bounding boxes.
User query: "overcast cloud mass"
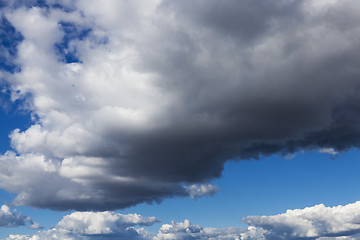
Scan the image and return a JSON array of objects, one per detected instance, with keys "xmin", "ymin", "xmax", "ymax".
[{"xmin": 0, "ymin": 0, "xmax": 360, "ymax": 212}]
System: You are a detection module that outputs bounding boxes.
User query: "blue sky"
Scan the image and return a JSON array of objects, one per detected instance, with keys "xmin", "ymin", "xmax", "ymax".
[{"xmin": 1, "ymin": 0, "xmax": 360, "ymax": 239}]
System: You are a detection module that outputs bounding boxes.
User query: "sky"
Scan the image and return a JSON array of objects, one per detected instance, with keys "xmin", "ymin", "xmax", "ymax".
[{"xmin": 1, "ymin": 0, "xmax": 360, "ymax": 239}]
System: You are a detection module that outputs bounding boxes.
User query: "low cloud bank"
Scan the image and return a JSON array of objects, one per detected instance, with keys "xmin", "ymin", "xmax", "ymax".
[
  {"xmin": 244, "ymin": 201, "xmax": 360, "ymax": 239},
  {"xmin": 7, "ymin": 211, "xmax": 160, "ymax": 240},
  {"xmin": 7, "ymin": 201, "xmax": 360, "ymax": 239}
]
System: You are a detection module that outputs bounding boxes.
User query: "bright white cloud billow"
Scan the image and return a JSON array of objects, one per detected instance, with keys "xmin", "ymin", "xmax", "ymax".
[
  {"xmin": 153, "ymin": 219, "xmax": 246, "ymax": 240},
  {"xmin": 6, "ymin": 211, "xmax": 160, "ymax": 240},
  {"xmin": 244, "ymin": 201, "xmax": 360, "ymax": 239},
  {"xmin": 1, "ymin": 0, "xmax": 360, "ymax": 210},
  {"xmin": 8, "ymin": 201, "xmax": 360, "ymax": 240},
  {"xmin": 153, "ymin": 201, "xmax": 360, "ymax": 240}
]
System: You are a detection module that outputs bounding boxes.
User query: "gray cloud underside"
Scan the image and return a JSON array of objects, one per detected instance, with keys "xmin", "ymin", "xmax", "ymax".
[
  {"xmin": 7, "ymin": 201, "xmax": 360, "ymax": 240},
  {"xmin": 0, "ymin": 0, "xmax": 360, "ymax": 210},
  {"xmin": 0, "ymin": 205, "xmax": 41, "ymax": 229}
]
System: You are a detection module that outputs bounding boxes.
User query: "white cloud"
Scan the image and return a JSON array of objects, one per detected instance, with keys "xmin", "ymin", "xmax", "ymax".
[
  {"xmin": 57, "ymin": 211, "xmax": 160, "ymax": 235},
  {"xmin": 8, "ymin": 201, "xmax": 360, "ymax": 239},
  {"xmin": 243, "ymin": 201, "xmax": 360, "ymax": 239},
  {"xmin": 152, "ymin": 201, "xmax": 360, "ymax": 239},
  {"xmin": 6, "ymin": 211, "xmax": 159, "ymax": 240},
  {"xmin": 7, "ymin": 217, "xmax": 245, "ymax": 240},
  {"xmin": 154, "ymin": 219, "xmax": 245, "ymax": 240},
  {"xmin": 185, "ymin": 184, "xmax": 219, "ymax": 199},
  {"xmin": 0, "ymin": 205, "xmax": 41, "ymax": 229}
]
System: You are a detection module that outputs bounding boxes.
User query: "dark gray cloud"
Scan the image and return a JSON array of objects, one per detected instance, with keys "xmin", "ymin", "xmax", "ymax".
[
  {"xmin": 158, "ymin": 0, "xmax": 304, "ymax": 44},
  {"xmin": 0, "ymin": 0, "xmax": 360, "ymax": 210}
]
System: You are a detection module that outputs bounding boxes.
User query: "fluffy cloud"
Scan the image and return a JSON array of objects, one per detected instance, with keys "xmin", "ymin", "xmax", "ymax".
[
  {"xmin": 244, "ymin": 201, "xmax": 360, "ymax": 239},
  {"xmin": 0, "ymin": 152, "xmax": 214, "ymax": 210},
  {"xmin": 1, "ymin": 0, "xmax": 360, "ymax": 210},
  {"xmin": 5, "ymin": 213, "xmax": 247, "ymax": 240},
  {"xmin": 153, "ymin": 219, "xmax": 247, "ymax": 240},
  {"xmin": 8, "ymin": 201, "xmax": 360, "ymax": 239},
  {"xmin": 0, "ymin": 205, "xmax": 41, "ymax": 229},
  {"xmin": 6, "ymin": 211, "xmax": 160, "ymax": 240}
]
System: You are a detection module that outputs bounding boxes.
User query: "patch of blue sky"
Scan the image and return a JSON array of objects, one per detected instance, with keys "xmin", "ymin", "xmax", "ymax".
[
  {"xmin": 0, "ymin": 191, "xmax": 42, "ymax": 239},
  {"xmin": 0, "ymin": 16, "xmax": 32, "ymax": 154},
  {"xmin": 35, "ymin": 0, "xmax": 76, "ymax": 12},
  {"xmin": 55, "ymin": 21, "xmax": 92, "ymax": 64},
  {"xmin": 121, "ymin": 149, "xmax": 360, "ymax": 231},
  {"xmin": 0, "ymin": 0, "xmax": 45, "ymax": 10},
  {"xmin": 33, "ymin": 0, "xmax": 48, "ymax": 8},
  {"xmin": 1, "ymin": 226, "xmax": 36, "ymax": 239},
  {"xmin": 0, "ymin": 16, "xmax": 23, "ymax": 73},
  {"xmin": 0, "ymin": 91, "xmax": 33, "ymax": 153},
  {"xmin": 1, "ymin": 0, "xmax": 75, "ymax": 12},
  {"xmin": 14, "ymin": 206, "xmax": 73, "ymax": 231}
]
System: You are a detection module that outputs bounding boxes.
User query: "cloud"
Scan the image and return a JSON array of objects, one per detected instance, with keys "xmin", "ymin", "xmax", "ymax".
[
  {"xmin": 0, "ymin": 151, "xmax": 212, "ymax": 211},
  {"xmin": 6, "ymin": 215, "xmax": 246, "ymax": 240},
  {"xmin": 153, "ymin": 219, "xmax": 247, "ymax": 240},
  {"xmin": 185, "ymin": 184, "xmax": 219, "ymax": 199},
  {"xmin": 319, "ymin": 148, "xmax": 338, "ymax": 155},
  {"xmin": 1, "ymin": 0, "xmax": 360, "ymax": 210},
  {"xmin": 6, "ymin": 211, "xmax": 160, "ymax": 240},
  {"xmin": 244, "ymin": 201, "xmax": 360, "ymax": 239},
  {"xmin": 0, "ymin": 205, "xmax": 41, "ymax": 229},
  {"xmin": 8, "ymin": 201, "xmax": 360, "ymax": 239}
]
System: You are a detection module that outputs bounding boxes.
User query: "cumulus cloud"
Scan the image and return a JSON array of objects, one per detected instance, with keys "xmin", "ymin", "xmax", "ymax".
[
  {"xmin": 6, "ymin": 214, "xmax": 246, "ymax": 240},
  {"xmin": 8, "ymin": 201, "xmax": 360, "ymax": 239},
  {"xmin": 6, "ymin": 211, "xmax": 160, "ymax": 240},
  {"xmin": 1, "ymin": 0, "xmax": 360, "ymax": 210},
  {"xmin": 244, "ymin": 201, "xmax": 360, "ymax": 239},
  {"xmin": 0, "ymin": 205, "xmax": 41, "ymax": 229},
  {"xmin": 0, "ymin": 151, "xmax": 206, "ymax": 210},
  {"xmin": 153, "ymin": 219, "xmax": 246, "ymax": 240}
]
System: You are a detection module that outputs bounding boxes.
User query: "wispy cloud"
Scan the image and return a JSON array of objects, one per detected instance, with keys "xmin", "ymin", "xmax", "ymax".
[{"xmin": 319, "ymin": 148, "xmax": 338, "ymax": 155}]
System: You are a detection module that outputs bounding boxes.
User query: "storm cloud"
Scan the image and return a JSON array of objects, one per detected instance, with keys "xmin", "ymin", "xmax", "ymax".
[{"xmin": 1, "ymin": 0, "xmax": 360, "ymax": 210}]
